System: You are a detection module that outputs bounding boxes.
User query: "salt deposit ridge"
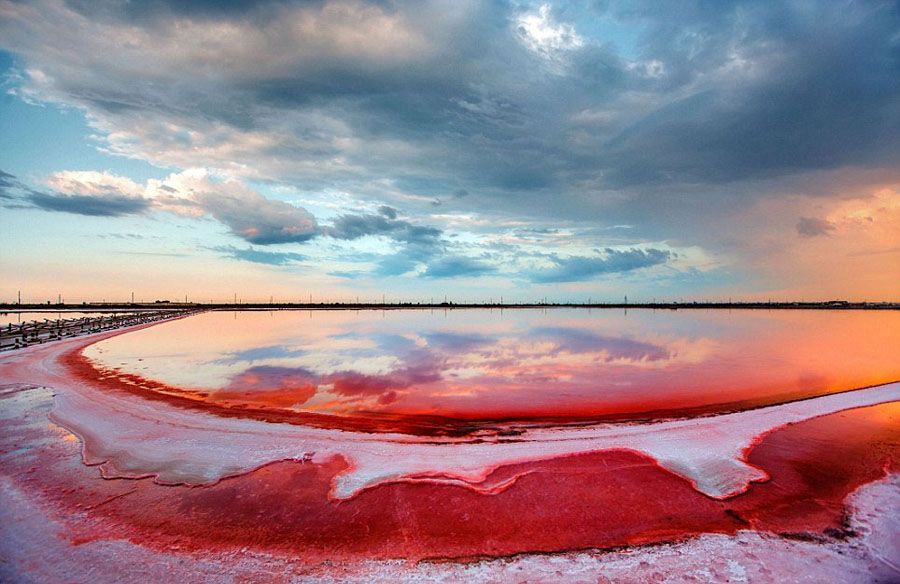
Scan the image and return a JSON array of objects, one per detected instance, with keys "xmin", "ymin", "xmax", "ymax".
[{"xmin": 50, "ymin": 374, "xmax": 900, "ymax": 500}]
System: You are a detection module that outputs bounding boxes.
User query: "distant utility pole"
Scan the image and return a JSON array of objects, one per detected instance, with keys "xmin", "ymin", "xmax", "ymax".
[
  {"xmin": 18, "ymin": 290, "xmax": 21, "ymax": 305},
  {"xmin": 234, "ymin": 292, "xmax": 237, "ymax": 305},
  {"xmin": 58, "ymin": 293, "xmax": 61, "ymax": 304},
  {"xmin": 131, "ymin": 291, "xmax": 135, "ymax": 304}
]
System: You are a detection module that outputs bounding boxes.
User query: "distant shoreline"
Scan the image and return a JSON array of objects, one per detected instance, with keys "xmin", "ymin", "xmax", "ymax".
[{"xmin": 2, "ymin": 301, "xmax": 898, "ymax": 311}]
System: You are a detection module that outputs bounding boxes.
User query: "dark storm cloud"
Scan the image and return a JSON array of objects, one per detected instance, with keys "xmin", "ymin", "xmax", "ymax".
[
  {"xmin": 0, "ymin": 1, "xmax": 582, "ymax": 199},
  {"xmin": 528, "ymin": 248, "xmax": 671, "ymax": 283}
]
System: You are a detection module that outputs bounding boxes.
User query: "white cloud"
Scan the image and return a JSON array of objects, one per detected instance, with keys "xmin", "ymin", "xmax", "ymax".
[
  {"xmin": 515, "ymin": 4, "xmax": 583, "ymax": 69},
  {"xmin": 626, "ymin": 59, "xmax": 667, "ymax": 79},
  {"xmin": 49, "ymin": 168, "xmax": 319, "ymax": 244},
  {"xmin": 47, "ymin": 170, "xmax": 145, "ymax": 200},
  {"xmin": 1, "ymin": 0, "xmax": 430, "ymax": 80}
]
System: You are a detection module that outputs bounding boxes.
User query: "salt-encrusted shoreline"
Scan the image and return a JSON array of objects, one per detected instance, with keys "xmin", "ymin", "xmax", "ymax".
[{"xmin": 1, "ymin": 455, "xmax": 896, "ymax": 583}]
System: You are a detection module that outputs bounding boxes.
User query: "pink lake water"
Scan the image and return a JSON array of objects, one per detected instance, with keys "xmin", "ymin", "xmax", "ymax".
[{"xmin": 81, "ymin": 308, "xmax": 900, "ymax": 434}]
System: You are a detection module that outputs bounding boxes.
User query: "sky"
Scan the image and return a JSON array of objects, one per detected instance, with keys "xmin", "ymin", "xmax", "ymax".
[{"xmin": 0, "ymin": 0, "xmax": 898, "ymax": 304}]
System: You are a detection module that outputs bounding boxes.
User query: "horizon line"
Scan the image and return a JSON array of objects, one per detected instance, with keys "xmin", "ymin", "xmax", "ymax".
[{"xmin": 2, "ymin": 300, "xmax": 899, "ymax": 311}]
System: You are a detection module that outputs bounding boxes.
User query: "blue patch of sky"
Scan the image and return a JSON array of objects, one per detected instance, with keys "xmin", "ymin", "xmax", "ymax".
[
  {"xmin": 555, "ymin": 3, "xmax": 643, "ymax": 58},
  {"xmin": 0, "ymin": 50, "xmax": 167, "ymax": 187}
]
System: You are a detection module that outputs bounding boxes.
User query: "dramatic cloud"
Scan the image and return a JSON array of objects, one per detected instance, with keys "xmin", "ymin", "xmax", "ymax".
[
  {"xmin": 27, "ymin": 168, "xmax": 320, "ymax": 243},
  {"xmin": 13, "ymin": 166, "xmax": 472, "ymax": 278},
  {"xmin": 3, "ymin": 0, "xmax": 894, "ymax": 221},
  {"xmin": 529, "ymin": 248, "xmax": 671, "ymax": 283},
  {"xmin": 1, "ymin": 1, "xmax": 898, "ymax": 298}
]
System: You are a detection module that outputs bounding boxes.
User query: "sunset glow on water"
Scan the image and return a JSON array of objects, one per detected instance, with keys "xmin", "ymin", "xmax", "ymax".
[{"xmin": 82, "ymin": 309, "xmax": 900, "ymax": 431}]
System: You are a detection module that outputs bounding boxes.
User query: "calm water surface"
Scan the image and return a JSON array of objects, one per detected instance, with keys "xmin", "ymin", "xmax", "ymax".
[{"xmin": 84, "ymin": 309, "xmax": 900, "ymax": 428}]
